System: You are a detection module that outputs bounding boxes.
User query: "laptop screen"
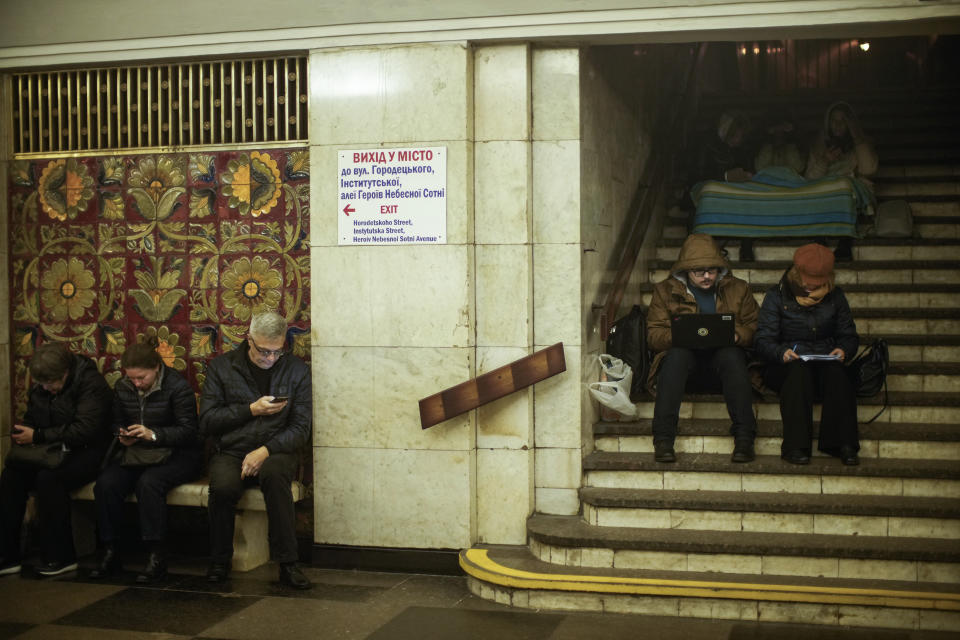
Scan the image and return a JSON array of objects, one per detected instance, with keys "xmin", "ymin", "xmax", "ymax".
[{"xmin": 670, "ymin": 313, "xmax": 736, "ymax": 349}]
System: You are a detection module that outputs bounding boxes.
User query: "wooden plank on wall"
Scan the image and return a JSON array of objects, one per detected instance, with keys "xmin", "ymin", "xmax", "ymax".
[{"xmin": 419, "ymin": 343, "xmax": 566, "ymax": 429}]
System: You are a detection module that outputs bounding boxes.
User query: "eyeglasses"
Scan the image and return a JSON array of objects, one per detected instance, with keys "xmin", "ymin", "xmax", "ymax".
[
  {"xmin": 248, "ymin": 335, "xmax": 287, "ymax": 358},
  {"xmin": 689, "ymin": 268, "xmax": 720, "ymax": 277}
]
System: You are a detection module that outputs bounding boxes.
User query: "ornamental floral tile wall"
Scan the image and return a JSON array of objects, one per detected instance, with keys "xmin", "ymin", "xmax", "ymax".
[{"xmin": 8, "ymin": 148, "xmax": 310, "ymax": 417}]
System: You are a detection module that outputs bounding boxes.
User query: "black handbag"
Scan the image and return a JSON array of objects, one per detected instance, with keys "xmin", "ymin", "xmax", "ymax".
[
  {"xmin": 6, "ymin": 442, "xmax": 68, "ymax": 469},
  {"xmin": 120, "ymin": 444, "xmax": 173, "ymax": 467}
]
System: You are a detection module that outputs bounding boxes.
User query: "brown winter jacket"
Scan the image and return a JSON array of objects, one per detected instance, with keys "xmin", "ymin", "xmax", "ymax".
[{"xmin": 646, "ymin": 234, "xmax": 759, "ymax": 390}]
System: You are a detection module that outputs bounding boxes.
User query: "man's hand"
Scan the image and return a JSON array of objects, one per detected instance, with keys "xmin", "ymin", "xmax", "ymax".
[
  {"xmin": 783, "ymin": 348, "xmax": 800, "ymax": 363},
  {"xmin": 11, "ymin": 425, "xmax": 34, "ymax": 445},
  {"xmin": 241, "ymin": 446, "xmax": 270, "ymax": 478},
  {"xmin": 250, "ymin": 396, "xmax": 287, "ymax": 417},
  {"xmin": 118, "ymin": 424, "xmax": 155, "ymax": 446},
  {"xmin": 829, "ymin": 348, "xmax": 846, "ymax": 362}
]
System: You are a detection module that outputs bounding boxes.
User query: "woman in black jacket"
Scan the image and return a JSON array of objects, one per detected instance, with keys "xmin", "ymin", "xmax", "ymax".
[
  {"xmin": 754, "ymin": 243, "xmax": 860, "ymax": 466},
  {"xmin": 89, "ymin": 338, "xmax": 202, "ymax": 583}
]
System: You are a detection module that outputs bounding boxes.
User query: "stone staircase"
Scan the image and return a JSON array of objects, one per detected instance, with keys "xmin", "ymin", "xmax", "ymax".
[{"xmin": 462, "ymin": 87, "xmax": 960, "ymax": 632}]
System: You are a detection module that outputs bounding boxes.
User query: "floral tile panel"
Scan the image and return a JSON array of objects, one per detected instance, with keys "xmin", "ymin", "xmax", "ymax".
[{"xmin": 8, "ymin": 148, "xmax": 311, "ymax": 417}]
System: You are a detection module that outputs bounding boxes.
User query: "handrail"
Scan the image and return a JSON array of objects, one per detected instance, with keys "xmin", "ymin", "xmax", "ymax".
[{"xmin": 598, "ymin": 43, "xmax": 708, "ymax": 340}]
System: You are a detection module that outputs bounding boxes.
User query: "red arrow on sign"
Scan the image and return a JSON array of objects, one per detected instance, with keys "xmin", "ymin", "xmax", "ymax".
[{"xmin": 343, "ymin": 204, "xmax": 355, "ymax": 216}]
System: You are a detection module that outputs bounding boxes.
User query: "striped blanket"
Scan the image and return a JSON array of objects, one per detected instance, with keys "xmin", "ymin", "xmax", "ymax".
[{"xmin": 692, "ymin": 167, "xmax": 872, "ymax": 238}]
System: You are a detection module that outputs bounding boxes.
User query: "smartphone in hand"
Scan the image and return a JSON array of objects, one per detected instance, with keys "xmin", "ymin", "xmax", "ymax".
[{"xmin": 270, "ymin": 396, "xmax": 289, "ymax": 403}]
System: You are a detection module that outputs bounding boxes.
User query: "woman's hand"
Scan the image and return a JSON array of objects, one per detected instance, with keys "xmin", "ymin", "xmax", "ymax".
[{"xmin": 11, "ymin": 425, "xmax": 34, "ymax": 445}]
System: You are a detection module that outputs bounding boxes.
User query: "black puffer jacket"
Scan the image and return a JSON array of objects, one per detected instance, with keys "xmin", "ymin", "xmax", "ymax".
[
  {"xmin": 27, "ymin": 354, "xmax": 112, "ymax": 449},
  {"xmin": 112, "ymin": 364, "xmax": 200, "ymax": 449},
  {"xmin": 754, "ymin": 271, "xmax": 859, "ymax": 364},
  {"xmin": 199, "ymin": 342, "xmax": 312, "ymax": 458}
]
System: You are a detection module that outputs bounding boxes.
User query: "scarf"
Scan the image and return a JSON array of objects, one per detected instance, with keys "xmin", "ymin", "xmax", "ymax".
[{"xmin": 787, "ymin": 266, "xmax": 834, "ymax": 307}]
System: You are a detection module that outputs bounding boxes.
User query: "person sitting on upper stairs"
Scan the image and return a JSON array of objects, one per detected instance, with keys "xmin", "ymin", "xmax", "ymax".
[
  {"xmin": 646, "ymin": 233, "xmax": 760, "ymax": 464},
  {"xmin": 804, "ymin": 101, "xmax": 880, "ymax": 261},
  {"xmin": 753, "ymin": 243, "xmax": 861, "ymax": 467},
  {"xmin": 694, "ymin": 109, "xmax": 759, "ymax": 262}
]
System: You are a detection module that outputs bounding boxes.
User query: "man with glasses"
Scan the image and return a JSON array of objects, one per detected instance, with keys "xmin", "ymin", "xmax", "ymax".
[
  {"xmin": 646, "ymin": 234, "xmax": 759, "ymax": 464},
  {"xmin": 199, "ymin": 311, "xmax": 312, "ymax": 589}
]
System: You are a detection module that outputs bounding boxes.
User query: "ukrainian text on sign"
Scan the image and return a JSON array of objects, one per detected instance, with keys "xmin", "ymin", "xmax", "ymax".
[{"xmin": 337, "ymin": 147, "xmax": 447, "ymax": 245}]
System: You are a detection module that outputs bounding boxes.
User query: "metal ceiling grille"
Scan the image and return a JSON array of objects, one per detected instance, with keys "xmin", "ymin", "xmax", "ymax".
[{"xmin": 11, "ymin": 56, "xmax": 308, "ymax": 155}]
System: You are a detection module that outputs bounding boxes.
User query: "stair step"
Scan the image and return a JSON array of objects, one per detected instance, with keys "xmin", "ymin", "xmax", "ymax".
[
  {"xmin": 580, "ymin": 488, "xmax": 960, "ymax": 519},
  {"xmin": 594, "ymin": 418, "xmax": 960, "ymax": 442},
  {"xmin": 462, "ymin": 546, "xmax": 960, "ymax": 630},
  {"xmin": 580, "ymin": 489, "xmax": 960, "ymax": 539},
  {"xmin": 628, "ymin": 399, "xmax": 960, "ymax": 428},
  {"xmin": 527, "ymin": 515, "xmax": 960, "ymax": 574},
  {"xmin": 583, "ymin": 452, "xmax": 960, "ymax": 499},
  {"xmin": 640, "ymin": 290, "xmax": 960, "ymax": 311},
  {"xmin": 650, "ymin": 261, "xmax": 960, "ymax": 286},
  {"xmin": 583, "ymin": 452, "xmax": 960, "ymax": 480}
]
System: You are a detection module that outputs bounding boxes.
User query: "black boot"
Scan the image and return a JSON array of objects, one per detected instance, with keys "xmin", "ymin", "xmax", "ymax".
[
  {"xmin": 88, "ymin": 544, "xmax": 121, "ymax": 579},
  {"xmin": 136, "ymin": 547, "xmax": 167, "ymax": 584},
  {"xmin": 834, "ymin": 237, "xmax": 853, "ymax": 262},
  {"xmin": 739, "ymin": 238, "xmax": 755, "ymax": 263}
]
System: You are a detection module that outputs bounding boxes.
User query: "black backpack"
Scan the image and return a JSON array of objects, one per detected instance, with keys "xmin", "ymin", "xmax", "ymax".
[
  {"xmin": 847, "ymin": 338, "xmax": 889, "ymax": 423},
  {"xmin": 606, "ymin": 305, "xmax": 650, "ymax": 402}
]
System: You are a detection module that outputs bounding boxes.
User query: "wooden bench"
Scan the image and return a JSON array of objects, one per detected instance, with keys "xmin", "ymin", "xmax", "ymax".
[{"xmin": 70, "ymin": 480, "xmax": 305, "ymax": 571}]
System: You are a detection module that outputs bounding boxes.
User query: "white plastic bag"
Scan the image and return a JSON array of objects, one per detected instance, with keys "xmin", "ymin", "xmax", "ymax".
[{"xmin": 588, "ymin": 354, "xmax": 637, "ymax": 418}]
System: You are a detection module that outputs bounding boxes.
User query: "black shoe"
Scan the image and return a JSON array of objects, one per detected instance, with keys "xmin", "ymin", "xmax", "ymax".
[
  {"xmin": 731, "ymin": 441, "xmax": 755, "ymax": 463},
  {"xmin": 739, "ymin": 240, "xmax": 755, "ymax": 263},
  {"xmin": 206, "ymin": 562, "xmax": 230, "ymax": 583},
  {"xmin": 839, "ymin": 446, "xmax": 860, "ymax": 466},
  {"xmin": 136, "ymin": 550, "xmax": 167, "ymax": 584},
  {"xmin": 834, "ymin": 238, "xmax": 853, "ymax": 262},
  {"xmin": 36, "ymin": 560, "xmax": 78, "ymax": 577},
  {"xmin": 653, "ymin": 440, "xmax": 676, "ymax": 463},
  {"xmin": 0, "ymin": 559, "xmax": 22, "ymax": 577},
  {"xmin": 88, "ymin": 545, "xmax": 121, "ymax": 579},
  {"xmin": 781, "ymin": 450, "xmax": 811, "ymax": 465},
  {"xmin": 278, "ymin": 563, "xmax": 311, "ymax": 590}
]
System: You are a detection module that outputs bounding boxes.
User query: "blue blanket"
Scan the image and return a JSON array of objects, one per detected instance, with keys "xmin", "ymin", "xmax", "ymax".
[{"xmin": 692, "ymin": 167, "xmax": 873, "ymax": 238}]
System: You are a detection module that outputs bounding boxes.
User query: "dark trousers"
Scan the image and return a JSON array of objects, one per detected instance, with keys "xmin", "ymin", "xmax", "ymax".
[
  {"xmin": 764, "ymin": 360, "xmax": 859, "ymax": 456},
  {"xmin": 0, "ymin": 445, "xmax": 105, "ymax": 563},
  {"xmin": 653, "ymin": 346, "xmax": 757, "ymax": 443},
  {"xmin": 94, "ymin": 448, "xmax": 203, "ymax": 544},
  {"xmin": 208, "ymin": 452, "xmax": 298, "ymax": 565}
]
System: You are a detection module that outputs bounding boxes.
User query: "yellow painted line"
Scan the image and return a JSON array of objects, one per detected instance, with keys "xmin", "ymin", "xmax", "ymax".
[{"xmin": 460, "ymin": 549, "xmax": 960, "ymax": 611}]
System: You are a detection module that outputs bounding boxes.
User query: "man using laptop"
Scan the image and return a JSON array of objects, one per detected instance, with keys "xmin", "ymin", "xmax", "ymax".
[{"xmin": 647, "ymin": 233, "xmax": 759, "ymax": 463}]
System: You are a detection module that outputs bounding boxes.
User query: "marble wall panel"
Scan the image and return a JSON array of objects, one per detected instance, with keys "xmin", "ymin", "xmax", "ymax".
[
  {"xmin": 474, "ymin": 141, "xmax": 531, "ymax": 245},
  {"xmin": 314, "ymin": 446, "xmax": 474, "ymax": 548},
  {"xmin": 476, "ymin": 244, "xmax": 531, "ymax": 347},
  {"xmin": 535, "ymin": 487, "xmax": 579, "ymax": 515},
  {"xmin": 532, "ymin": 140, "xmax": 581, "ymax": 245},
  {"xmin": 309, "ymin": 44, "xmax": 471, "ymax": 146},
  {"xmin": 532, "ymin": 49, "xmax": 580, "ymax": 141},
  {"xmin": 533, "ymin": 244, "xmax": 582, "ymax": 346},
  {"xmin": 310, "ymin": 244, "xmax": 474, "ymax": 348},
  {"xmin": 311, "ymin": 345, "xmax": 473, "ymax": 450},
  {"xmin": 534, "ymin": 343, "xmax": 583, "ymax": 448},
  {"xmin": 535, "ymin": 447, "xmax": 581, "ymax": 489},
  {"xmin": 474, "ymin": 45, "xmax": 530, "ymax": 142},
  {"xmin": 477, "ymin": 448, "xmax": 533, "ymax": 544},
  {"xmin": 476, "ymin": 346, "xmax": 532, "ymax": 450}
]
